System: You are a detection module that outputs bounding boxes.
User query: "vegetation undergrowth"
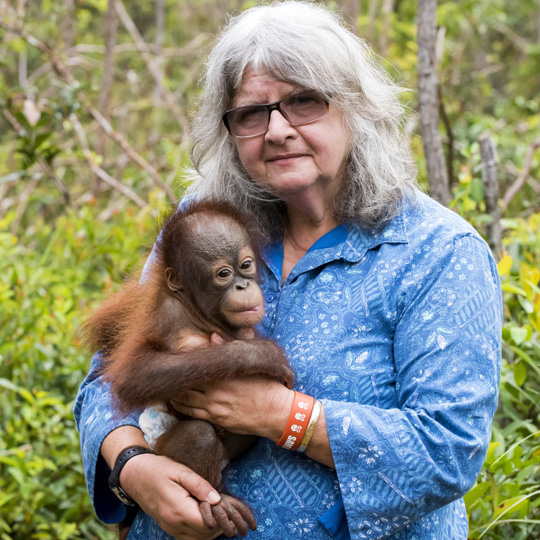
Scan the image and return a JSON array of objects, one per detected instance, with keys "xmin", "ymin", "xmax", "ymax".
[
  {"xmin": 0, "ymin": 202, "xmax": 160, "ymax": 540},
  {"xmin": 0, "ymin": 0, "xmax": 538, "ymax": 538},
  {"xmin": 1, "ymin": 197, "xmax": 539, "ymax": 539}
]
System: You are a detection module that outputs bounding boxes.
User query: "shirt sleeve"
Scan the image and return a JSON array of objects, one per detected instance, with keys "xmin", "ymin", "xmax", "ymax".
[
  {"xmin": 73, "ymin": 350, "xmax": 141, "ymax": 524},
  {"xmin": 322, "ymin": 234, "xmax": 502, "ymax": 538}
]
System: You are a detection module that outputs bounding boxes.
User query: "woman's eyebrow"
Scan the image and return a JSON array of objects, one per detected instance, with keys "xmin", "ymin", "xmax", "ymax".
[{"xmin": 232, "ymin": 87, "xmax": 306, "ymax": 108}]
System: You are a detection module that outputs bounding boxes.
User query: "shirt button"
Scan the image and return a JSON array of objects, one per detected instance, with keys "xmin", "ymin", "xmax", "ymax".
[{"xmin": 266, "ymin": 295, "xmax": 274, "ymax": 302}]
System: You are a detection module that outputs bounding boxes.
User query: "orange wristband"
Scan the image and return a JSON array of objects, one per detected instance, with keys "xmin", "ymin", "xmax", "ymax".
[{"xmin": 276, "ymin": 391, "xmax": 315, "ymax": 451}]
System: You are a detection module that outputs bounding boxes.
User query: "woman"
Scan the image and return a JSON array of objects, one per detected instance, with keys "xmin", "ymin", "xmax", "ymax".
[{"xmin": 74, "ymin": 2, "xmax": 502, "ymax": 539}]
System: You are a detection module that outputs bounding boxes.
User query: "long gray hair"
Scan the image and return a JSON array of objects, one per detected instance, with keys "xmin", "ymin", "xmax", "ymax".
[{"xmin": 185, "ymin": 1, "xmax": 417, "ymax": 239}]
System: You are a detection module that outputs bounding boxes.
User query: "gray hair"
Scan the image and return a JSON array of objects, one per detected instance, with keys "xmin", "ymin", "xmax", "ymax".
[{"xmin": 185, "ymin": 1, "xmax": 417, "ymax": 238}]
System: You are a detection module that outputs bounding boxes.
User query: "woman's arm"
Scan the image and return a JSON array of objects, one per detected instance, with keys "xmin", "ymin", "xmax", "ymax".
[
  {"xmin": 322, "ymin": 234, "xmax": 502, "ymax": 538},
  {"xmin": 74, "ymin": 350, "xmax": 141, "ymax": 524},
  {"xmin": 74, "ymin": 352, "xmax": 223, "ymax": 540},
  {"xmin": 103, "ymin": 427, "xmax": 223, "ymax": 540},
  {"xmin": 172, "ymin": 234, "xmax": 502, "ymax": 539},
  {"xmin": 171, "ymin": 375, "xmax": 336, "ymax": 469}
]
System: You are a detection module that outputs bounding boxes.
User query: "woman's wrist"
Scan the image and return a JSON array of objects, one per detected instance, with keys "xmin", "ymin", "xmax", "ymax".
[
  {"xmin": 101, "ymin": 425, "xmax": 149, "ymax": 469},
  {"xmin": 262, "ymin": 385, "xmax": 295, "ymax": 442}
]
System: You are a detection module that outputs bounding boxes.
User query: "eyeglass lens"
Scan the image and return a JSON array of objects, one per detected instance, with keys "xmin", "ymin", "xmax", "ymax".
[{"xmin": 225, "ymin": 92, "xmax": 328, "ymax": 137}]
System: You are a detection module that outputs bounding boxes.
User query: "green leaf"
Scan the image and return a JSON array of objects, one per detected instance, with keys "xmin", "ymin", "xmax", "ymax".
[
  {"xmin": 464, "ymin": 481, "xmax": 490, "ymax": 508},
  {"xmin": 486, "ymin": 441, "xmax": 501, "ymax": 460},
  {"xmin": 0, "ymin": 378, "xmax": 35, "ymax": 404},
  {"xmin": 510, "ymin": 327, "xmax": 528, "ymax": 345},
  {"xmin": 469, "ymin": 179, "xmax": 484, "ymax": 202},
  {"xmin": 518, "ymin": 296, "xmax": 534, "ymax": 314},
  {"xmin": 514, "ymin": 361, "xmax": 527, "ymax": 387},
  {"xmin": 501, "ymin": 283, "xmax": 527, "ymax": 296},
  {"xmin": 493, "ymin": 495, "xmax": 531, "ymax": 518}
]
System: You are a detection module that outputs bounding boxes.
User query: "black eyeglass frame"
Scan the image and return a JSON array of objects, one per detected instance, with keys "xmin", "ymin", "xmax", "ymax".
[{"xmin": 222, "ymin": 91, "xmax": 330, "ymax": 138}]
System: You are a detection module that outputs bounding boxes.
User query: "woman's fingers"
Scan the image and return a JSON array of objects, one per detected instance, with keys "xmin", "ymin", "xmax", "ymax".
[
  {"xmin": 174, "ymin": 462, "xmax": 221, "ymax": 505},
  {"xmin": 120, "ymin": 453, "xmax": 223, "ymax": 540}
]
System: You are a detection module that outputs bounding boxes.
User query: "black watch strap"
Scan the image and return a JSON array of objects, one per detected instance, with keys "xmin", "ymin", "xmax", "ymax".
[{"xmin": 108, "ymin": 446, "xmax": 155, "ymax": 506}]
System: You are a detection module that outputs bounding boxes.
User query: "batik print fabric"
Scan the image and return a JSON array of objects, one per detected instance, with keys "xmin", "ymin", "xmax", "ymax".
[{"xmin": 74, "ymin": 192, "xmax": 502, "ymax": 540}]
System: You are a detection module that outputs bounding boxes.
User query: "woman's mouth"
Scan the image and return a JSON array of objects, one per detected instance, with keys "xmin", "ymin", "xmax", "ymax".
[{"xmin": 267, "ymin": 153, "xmax": 305, "ymax": 163}]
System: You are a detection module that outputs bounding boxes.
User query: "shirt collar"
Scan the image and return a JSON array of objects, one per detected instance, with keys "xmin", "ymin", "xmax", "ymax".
[
  {"xmin": 339, "ymin": 209, "xmax": 409, "ymax": 263},
  {"xmin": 262, "ymin": 210, "xmax": 409, "ymax": 285}
]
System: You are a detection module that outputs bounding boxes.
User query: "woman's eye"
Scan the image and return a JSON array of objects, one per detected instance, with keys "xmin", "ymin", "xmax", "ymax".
[
  {"xmin": 295, "ymin": 94, "xmax": 317, "ymax": 105},
  {"xmin": 236, "ymin": 107, "xmax": 265, "ymax": 126}
]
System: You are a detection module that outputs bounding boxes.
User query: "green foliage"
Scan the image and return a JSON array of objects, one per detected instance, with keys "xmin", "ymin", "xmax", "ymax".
[
  {"xmin": 0, "ymin": 202, "xmax": 160, "ymax": 539},
  {"xmin": 465, "ymin": 215, "xmax": 540, "ymax": 540},
  {"xmin": 0, "ymin": 0, "xmax": 538, "ymax": 538}
]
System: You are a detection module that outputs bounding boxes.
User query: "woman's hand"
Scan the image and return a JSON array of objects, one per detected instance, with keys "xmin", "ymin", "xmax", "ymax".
[
  {"xmin": 171, "ymin": 332, "xmax": 335, "ymax": 468},
  {"xmin": 120, "ymin": 453, "xmax": 223, "ymax": 540},
  {"xmin": 171, "ymin": 375, "xmax": 294, "ymax": 442},
  {"xmin": 171, "ymin": 331, "xmax": 294, "ymax": 441}
]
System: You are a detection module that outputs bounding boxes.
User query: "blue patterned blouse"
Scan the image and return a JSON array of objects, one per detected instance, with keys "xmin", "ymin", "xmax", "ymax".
[{"xmin": 74, "ymin": 192, "xmax": 502, "ymax": 540}]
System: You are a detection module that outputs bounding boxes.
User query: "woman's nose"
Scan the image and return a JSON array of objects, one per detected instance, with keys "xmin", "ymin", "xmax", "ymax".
[{"xmin": 264, "ymin": 109, "xmax": 296, "ymax": 144}]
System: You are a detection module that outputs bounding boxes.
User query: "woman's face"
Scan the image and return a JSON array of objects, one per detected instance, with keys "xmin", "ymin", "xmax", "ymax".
[{"xmin": 232, "ymin": 69, "xmax": 350, "ymax": 207}]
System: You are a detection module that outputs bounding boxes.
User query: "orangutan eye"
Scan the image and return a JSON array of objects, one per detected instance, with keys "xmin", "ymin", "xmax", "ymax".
[
  {"xmin": 240, "ymin": 260, "xmax": 253, "ymax": 270},
  {"xmin": 217, "ymin": 268, "xmax": 232, "ymax": 279}
]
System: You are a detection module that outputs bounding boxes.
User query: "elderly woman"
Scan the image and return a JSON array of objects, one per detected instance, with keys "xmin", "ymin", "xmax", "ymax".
[{"xmin": 74, "ymin": 2, "xmax": 502, "ymax": 539}]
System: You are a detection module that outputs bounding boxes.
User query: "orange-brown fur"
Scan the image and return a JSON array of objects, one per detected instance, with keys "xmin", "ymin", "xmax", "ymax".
[{"xmin": 82, "ymin": 200, "xmax": 294, "ymax": 537}]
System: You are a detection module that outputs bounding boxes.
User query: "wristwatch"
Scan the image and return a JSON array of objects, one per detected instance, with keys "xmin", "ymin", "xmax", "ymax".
[{"xmin": 108, "ymin": 446, "xmax": 155, "ymax": 505}]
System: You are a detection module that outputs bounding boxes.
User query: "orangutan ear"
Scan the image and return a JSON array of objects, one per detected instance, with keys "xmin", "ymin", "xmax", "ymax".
[{"xmin": 165, "ymin": 267, "xmax": 183, "ymax": 292}]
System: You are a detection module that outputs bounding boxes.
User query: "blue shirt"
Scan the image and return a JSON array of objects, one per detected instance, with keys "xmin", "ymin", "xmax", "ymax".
[{"xmin": 74, "ymin": 192, "xmax": 502, "ymax": 539}]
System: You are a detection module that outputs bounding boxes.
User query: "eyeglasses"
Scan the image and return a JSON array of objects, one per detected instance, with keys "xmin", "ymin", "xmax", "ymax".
[{"xmin": 223, "ymin": 91, "xmax": 329, "ymax": 138}]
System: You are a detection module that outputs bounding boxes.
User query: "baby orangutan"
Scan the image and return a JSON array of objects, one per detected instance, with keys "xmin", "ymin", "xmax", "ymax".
[{"xmin": 83, "ymin": 200, "xmax": 295, "ymax": 537}]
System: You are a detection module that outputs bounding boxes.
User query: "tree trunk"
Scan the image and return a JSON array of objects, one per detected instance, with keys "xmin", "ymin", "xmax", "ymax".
[
  {"xmin": 95, "ymin": 0, "xmax": 119, "ymax": 198},
  {"xmin": 99, "ymin": 0, "xmax": 118, "ymax": 115},
  {"xmin": 340, "ymin": 0, "xmax": 361, "ymax": 34},
  {"xmin": 153, "ymin": 0, "xmax": 166, "ymax": 103},
  {"xmin": 60, "ymin": 0, "xmax": 75, "ymax": 80},
  {"xmin": 538, "ymin": 0, "xmax": 540, "ymax": 44},
  {"xmin": 478, "ymin": 133, "xmax": 501, "ymax": 258},
  {"xmin": 367, "ymin": 0, "xmax": 379, "ymax": 44},
  {"xmin": 438, "ymin": 85, "xmax": 455, "ymax": 186},
  {"xmin": 379, "ymin": 0, "xmax": 395, "ymax": 55},
  {"xmin": 63, "ymin": 0, "xmax": 75, "ymax": 53},
  {"xmin": 417, "ymin": 0, "xmax": 450, "ymax": 206}
]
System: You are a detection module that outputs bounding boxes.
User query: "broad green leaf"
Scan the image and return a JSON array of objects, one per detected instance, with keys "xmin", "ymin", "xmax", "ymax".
[
  {"xmin": 510, "ymin": 327, "xmax": 528, "ymax": 346},
  {"xmin": 0, "ymin": 378, "xmax": 35, "ymax": 404},
  {"xmin": 501, "ymin": 283, "xmax": 527, "ymax": 296},
  {"xmin": 514, "ymin": 361, "xmax": 527, "ymax": 387},
  {"xmin": 493, "ymin": 495, "xmax": 530, "ymax": 519},
  {"xmin": 464, "ymin": 481, "xmax": 490, "ymax": 508},
  {"xmin": 486, "ymin": 442, "xmax": 501, "ymax": 460},
  {"xmin": 469, "ymin": 179, "xmax": 484, "ymax": 202}
]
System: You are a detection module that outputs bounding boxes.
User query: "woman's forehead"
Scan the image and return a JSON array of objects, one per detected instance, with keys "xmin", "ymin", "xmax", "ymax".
[{"xmin": 232, "ymin": 68, "xmax": 301, "ymax": 107}]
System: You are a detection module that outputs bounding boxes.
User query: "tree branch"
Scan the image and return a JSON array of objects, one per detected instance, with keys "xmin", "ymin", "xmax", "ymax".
[
  {"xmin": 492, "ymin": 21, "xmax": 531, "ymax": 54},
  {"xmin": 438, "ymin": 84, "xmax": 455, "ymax": 186},
  {"xmin": 478, "ymin": 133, "xmax": 501, "ymax": 257},
  {"xmin": 25, "ymin": 37, "xmax": 210, "ymax": 87},
  {"xmin": 501, "ymin": 138, "xmax": 540, "ymax": 212},
  {"xmin": 0, "ymin": 17, "xmax": 177, "ymax": 203},
  {"xmin": 113, "ymin": 0, "xmax": 190, "ymax": 141},
  {"xmin": 69, "ymin": 113, "xmax": 148, "ymax": 209}
]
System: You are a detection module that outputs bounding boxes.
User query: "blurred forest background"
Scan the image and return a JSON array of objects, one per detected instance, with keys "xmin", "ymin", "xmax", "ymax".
[{"xmin": 0, "ymin": 0, "xmax": 539, "ymax": 538}]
